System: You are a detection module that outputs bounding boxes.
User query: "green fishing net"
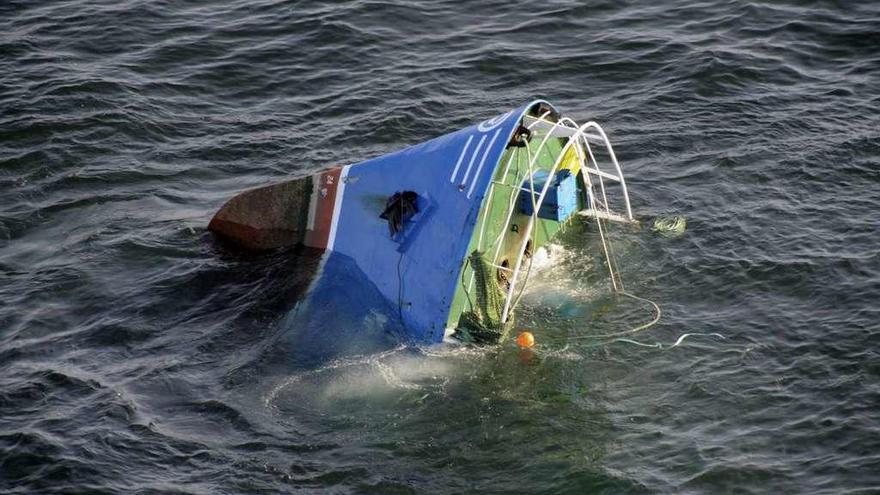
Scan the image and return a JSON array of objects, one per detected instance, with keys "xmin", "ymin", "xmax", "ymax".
[
  {"xmin": 653, "ymin": 216, "xmax": 687, "ymax": 236},
  {"xmin": 454, "ymin": 250, "xmax": 513, "ymax": 344}
]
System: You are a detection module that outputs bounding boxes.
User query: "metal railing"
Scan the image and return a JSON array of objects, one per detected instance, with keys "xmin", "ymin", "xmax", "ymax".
[{"xmin": 496, "ymin": 115, "xmax": 634, "ymax": 323}]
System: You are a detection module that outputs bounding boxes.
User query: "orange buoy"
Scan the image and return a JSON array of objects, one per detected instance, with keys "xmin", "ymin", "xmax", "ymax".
[{"xmin": 516, "ymin": 331, "xmax": 535, "ymax": 349}]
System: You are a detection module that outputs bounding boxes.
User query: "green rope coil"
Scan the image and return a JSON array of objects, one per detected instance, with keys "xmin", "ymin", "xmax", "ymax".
[{"xmin": 652, "ymin": 216, "xmax": 687, "ymax": 236}]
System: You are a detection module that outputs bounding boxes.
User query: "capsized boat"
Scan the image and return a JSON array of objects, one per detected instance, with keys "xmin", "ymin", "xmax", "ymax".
[{"xmin": 209, "ymin": 100, "xmax": 635, "ymax": 344}]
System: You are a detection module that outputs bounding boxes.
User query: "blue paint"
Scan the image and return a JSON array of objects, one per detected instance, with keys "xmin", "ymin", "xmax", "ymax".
[
  {"xmin": 281, "ymin": 251, "xmax": 404, "ymax": 367},
  {"xmin": 518, "ymin": 169, "xmax": 578, "ymax": 222},
  {"xmin": 392, "ymin": 194, "xmax": 437, "ymax": 254},
  {"xmin": 316, "ymin": 100, "xmax": 557, "ymax": 343}
]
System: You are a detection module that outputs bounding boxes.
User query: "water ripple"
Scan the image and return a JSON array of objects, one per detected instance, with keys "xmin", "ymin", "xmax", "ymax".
[{"xmin": 2, "ymin": 0, "xmax": 880, "ymax": 493}]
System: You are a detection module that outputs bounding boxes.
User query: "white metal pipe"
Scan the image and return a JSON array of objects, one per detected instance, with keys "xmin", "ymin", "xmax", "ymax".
[
  {"xmin": 579, "ymin": 122, "xmax": 633, "ymax": 220},
  {"xmin": 490, "ymin": 116, "xmax": 570, "ymax": 265},
  {"xmin": 523, "ymin": 116, "xmax": 605, "ymax": 143},
  {"xmin": 476, "ymin": 148, "xmax": 519, "ymax": 250},
  {"xmin": 487, "ymin": 145, "xmax": 528, "ymax": 265},
  {"xmin": 561, "ymin": 117, "xmax": 633, "ymax": 221},
  {"xmin": 582, "ymin": 167, "xmax": 622, "ymax": 182},
  {"xmin": 563, "ymin": 121, "xmax": 621, "ymax": 292},
  {"xmin": 461, "ymin": 111, "xmax": 635, "ymax": 324},
  {"xmin": 582, "ymin": 137, "xmax": 611, "ymax": 215},
  {"xmin": 500, "ymin": 136, "xmax": 577, "ymax": 323},
  {"xmin": 500, "ymin": 119, "xmax": 636, "ymax": 322}
]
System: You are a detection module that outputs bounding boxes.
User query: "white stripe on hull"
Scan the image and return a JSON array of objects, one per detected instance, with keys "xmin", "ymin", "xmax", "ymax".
[
  {"xmin": 449, "ymin": 135, "xmax": 473, "ymax": 183},
  {"xmin": 467, "ymin": 128, "xmax": 502, "ymax": 198},
  {"xmin": 326, "ymin": 165, "xmax": 351, "ymax": 252},
  {"xmin": 460, "ymin": 134, "xmax": 487, "ymax": 187}
]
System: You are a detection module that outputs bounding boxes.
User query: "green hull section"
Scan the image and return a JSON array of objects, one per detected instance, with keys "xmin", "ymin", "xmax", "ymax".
[{"xmin": 448, "ymin": 136, "xmax": 585, "ymax": 338}]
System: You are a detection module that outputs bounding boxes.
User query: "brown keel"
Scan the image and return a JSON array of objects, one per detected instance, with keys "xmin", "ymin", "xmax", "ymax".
[{"xmin": 208, "ymin": 176, "xmax": 313, "ymax": 251}]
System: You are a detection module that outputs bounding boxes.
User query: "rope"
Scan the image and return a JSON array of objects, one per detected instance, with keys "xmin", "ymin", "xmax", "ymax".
[
  {"xmin": 561, "ymin": 290, "xmax": 660, "ymax": 341},
  {"xmin": 565, "ymin": 202, "xmax": 666, "ymax": 343},
  {"xmin": 453, "ymin": 122, "xmax": 711, "ymax": 351},
  {"xmin": 546, "ymin": 214, "xmax": 725, "ymax": 351},
  {"xmin": 501, "ymin": 137, "xmax": 557, "ymax": 319},
  {"xmin": 540, "ymin": 149, "xmax": 668, "ymax": 347},
  {"xmin": 396, "ymin": 250, "xmax": 406, "ymax": 330},
  {"xmin": 611, "ymin": 333, "xmax": 726, "ymax": 350}
]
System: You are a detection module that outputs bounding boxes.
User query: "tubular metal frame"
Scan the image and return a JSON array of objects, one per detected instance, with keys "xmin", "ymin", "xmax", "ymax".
[{"xmin": 496, "ymin": 116, "xmax": 634, "ymax": 324}]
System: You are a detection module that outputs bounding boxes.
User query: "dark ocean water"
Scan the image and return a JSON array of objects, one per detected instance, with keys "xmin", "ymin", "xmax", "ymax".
[{"xmin": 2, "ymin": 1, "xmax": 879, "ymax": 493}]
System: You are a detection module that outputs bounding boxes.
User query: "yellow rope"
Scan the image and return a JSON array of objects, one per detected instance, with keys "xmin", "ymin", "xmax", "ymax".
[
  {"xmin": 568, "ymin": 200, "xmax": 663, "ymax": 342},
  {"xmin": 562, "ymin": 290, "xmax": 661, "ymax": 341}
]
